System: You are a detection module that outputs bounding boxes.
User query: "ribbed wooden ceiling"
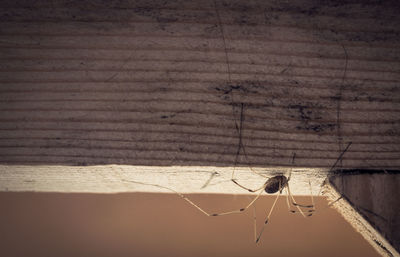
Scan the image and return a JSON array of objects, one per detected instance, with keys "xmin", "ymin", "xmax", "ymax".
[{"xmin": 0, "ymin": 0, "xmax": 399, "ymax": 169}]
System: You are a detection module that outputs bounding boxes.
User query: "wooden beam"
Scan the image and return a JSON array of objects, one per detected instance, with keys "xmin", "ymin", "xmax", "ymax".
[{"xmin": 0, "ymin": 0, "xmax": 399, "ymax": 193}]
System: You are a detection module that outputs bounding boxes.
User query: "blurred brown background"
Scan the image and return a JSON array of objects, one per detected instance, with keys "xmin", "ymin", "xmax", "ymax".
[{"xmin": 0, "ymin": 193, "xmax": 380, "ymax": 257}]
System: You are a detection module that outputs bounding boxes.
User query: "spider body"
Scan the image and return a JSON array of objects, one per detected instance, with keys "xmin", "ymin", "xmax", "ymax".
[{"xmin": 264, "ymin": 175, "xmax": 288, "ymax": 194}]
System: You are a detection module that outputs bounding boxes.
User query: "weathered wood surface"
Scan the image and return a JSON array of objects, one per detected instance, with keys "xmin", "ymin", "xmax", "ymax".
[
  {"xmin": 329, "ymin": 172, "xmax": 400, "ymax": 256},
  {"xmin": 326, "ymin": 172, "xmax": 400, "ymax": 257},
  {"xmin": 0, "ymin": 0, "xmax": 400, "ymax": 189}
]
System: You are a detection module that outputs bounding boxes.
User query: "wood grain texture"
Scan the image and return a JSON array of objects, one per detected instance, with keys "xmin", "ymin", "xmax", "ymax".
[
  {"xmin": 326, "ymin": 176, "xmax": 400, "ymax": 257},
  {"xmin": 330, "ymin": 172, "xmax": 400, "ymax": 256},
  {"xmin": 0, "ymin": 0, "xmax": 399, "ymax": 171}
]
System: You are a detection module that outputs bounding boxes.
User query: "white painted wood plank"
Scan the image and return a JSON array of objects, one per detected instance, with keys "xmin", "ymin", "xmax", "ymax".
[{"xmin": 0, "ymin": 165, "xmax": 326, "ymax": 195}]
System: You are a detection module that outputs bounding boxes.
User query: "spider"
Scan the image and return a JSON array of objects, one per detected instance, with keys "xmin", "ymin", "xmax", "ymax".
[
  {"xmin": 123, "ymin": 139, "xmax": 352, "ymax": 243},
  {"xmin": 123, "ymin": 104, "xmax": 352, "ymax": 243},
  {"xmin": 223, "ymin": 103, "xmax": 352, "ymax": 242}
]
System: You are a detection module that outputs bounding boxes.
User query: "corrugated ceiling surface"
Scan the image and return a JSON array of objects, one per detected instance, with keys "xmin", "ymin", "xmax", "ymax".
[{"xmin": 0, "ymin": 0, "xmax": 399, "ymax": 168}]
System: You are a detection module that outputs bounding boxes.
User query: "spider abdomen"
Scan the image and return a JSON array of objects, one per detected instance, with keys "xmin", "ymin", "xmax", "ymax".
[{"xmin": 264, "ymin": 175, "xmax": 288, "ymax": 194}]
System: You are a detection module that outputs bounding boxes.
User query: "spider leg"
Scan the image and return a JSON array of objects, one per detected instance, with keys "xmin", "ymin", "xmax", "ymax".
[
  {"xmin": 211, "ymin": 188, "xmax": 264, "ymax": 216},
  {"xmin": 122, "ymin": 179, "xmax": 213, "ymax": 217},
  {"xmin": 231, "ymin": 103, "xmax": 244, "ymax": 180},
  {"xmin": 255, "ymin": 190, "xmax": 281, "ymax": 243},
  {"xmin": 285, "ymin": 187, "xmax": 296, "ymax": 213},
  {"xmin": 287, "ymin": 172, "xmax": 314, "ymax": 210},
  {"xmin": 287, "ymin": 180, "xmax": 316, "ymax": 216},
  {"xmin": 286, "ymin": 184, "xmax": 307, "ymax": 218},
  {"xmin": 308, "ymin": 180, "xmax": 316, "ymax": 215},
  {"xmin": 231, "ymin": 103, "xmax": 269, "ymax": 181},
  {"xmin": 231, "ymin": 178, "xmax": 265, "ymax": 193},
  {"xmin": 317, "ymin": 141, "xmax": 352, "ymax": 196},
  {"xmin": 240, "ymin": 141, "xmax": 269, "ymax": 178},
  {"xmin": 252, "ymin": 202, "xmax": 257, "ymax": 243}
]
